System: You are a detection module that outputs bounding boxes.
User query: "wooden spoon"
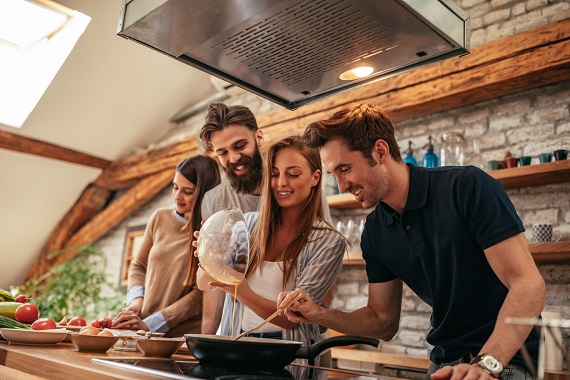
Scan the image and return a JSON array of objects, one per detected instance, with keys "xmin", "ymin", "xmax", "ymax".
[{"xmin": 233, "ymin": 293, "xmax": 304, "ymax": 341}]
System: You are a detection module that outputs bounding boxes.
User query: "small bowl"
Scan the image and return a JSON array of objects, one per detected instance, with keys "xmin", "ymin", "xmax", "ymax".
[
  {"xmin": 70, "ymin": 333, "xmax": 120, "ymax": 352},
  {"xmin": 136, "ymin": 337, "xmax": 184, "ymax": 357}
]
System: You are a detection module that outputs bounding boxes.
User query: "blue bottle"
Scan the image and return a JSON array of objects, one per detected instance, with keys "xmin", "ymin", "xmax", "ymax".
[
  {"xmin": 423, "ymin": 135, "xmax": 439, "ymax": 168},
  {"xmin": 403, "ymin": 141, "xmax": 417, "ymax": 166}
]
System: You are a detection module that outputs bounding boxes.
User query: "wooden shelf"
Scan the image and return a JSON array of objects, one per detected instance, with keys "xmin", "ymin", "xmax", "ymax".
[
  {"xmin": 342, "ymin": 242, "xmax": 570, "ymax": 266},
  {"xmin": 530, "ymin": 241, "xmax": 570, "ymax": 262},
  {"xmin": 328, "ymin": 160, "xmax": 570, "ymax": 209},
  {"xmin": 490, "ymin": 160, "xmax": 570, "ymax": 190}
]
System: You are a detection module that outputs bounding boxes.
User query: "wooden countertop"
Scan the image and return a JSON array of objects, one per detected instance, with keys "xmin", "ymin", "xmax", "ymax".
[{"xmin": 0, "ymin": 340, "xmax": 194, "ymax": 380}]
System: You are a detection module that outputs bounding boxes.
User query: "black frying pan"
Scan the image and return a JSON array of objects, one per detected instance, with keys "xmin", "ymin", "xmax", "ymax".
[{"xmin": 184, "ymin": 334, "xmax": 379, "ymax": 369}]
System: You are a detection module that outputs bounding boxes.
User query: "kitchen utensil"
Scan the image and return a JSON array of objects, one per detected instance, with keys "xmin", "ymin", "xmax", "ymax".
[
  {"xmin": 184, "ymin": 334, "xmax": 379, "ymax": 369},
  {"xmin": 233, "ymin": 293, "xmax": 303, "ymax": 341},
  {"xmin": 197, "ymin": 208, "xmax": 249, "ymax": 285}
]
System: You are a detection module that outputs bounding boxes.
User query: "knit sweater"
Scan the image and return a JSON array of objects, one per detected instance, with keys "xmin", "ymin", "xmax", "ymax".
[{"xmin": 128, "ymin": 208, "xmax": 202, "ymax": 337}]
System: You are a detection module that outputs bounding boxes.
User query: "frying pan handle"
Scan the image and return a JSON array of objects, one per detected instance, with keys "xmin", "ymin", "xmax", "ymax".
[{"xmin": 296, "ymin": 335, "xmax": 379, "ymax": 360}]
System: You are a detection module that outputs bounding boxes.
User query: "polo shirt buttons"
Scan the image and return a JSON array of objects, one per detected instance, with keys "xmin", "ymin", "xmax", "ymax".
[{"xmin": 406, "ymin": 225, "xmax": 411, "ymax": 230}]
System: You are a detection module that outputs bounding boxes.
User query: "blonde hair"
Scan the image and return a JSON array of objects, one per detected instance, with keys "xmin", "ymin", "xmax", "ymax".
[{"xmin": 248, "ymin": 136, "xmax": 334, "ymax": 288}]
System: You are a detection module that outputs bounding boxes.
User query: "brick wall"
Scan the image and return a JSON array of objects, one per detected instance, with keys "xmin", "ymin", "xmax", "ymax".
[{"xmin": 95, "ymin": 0, "xmax": 569, "ymax": 370}]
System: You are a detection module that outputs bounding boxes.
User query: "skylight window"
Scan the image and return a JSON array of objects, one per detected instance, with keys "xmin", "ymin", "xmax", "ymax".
[{"xmin": 0, "ymin": 0, "xmax": 90, "ymax": 129}]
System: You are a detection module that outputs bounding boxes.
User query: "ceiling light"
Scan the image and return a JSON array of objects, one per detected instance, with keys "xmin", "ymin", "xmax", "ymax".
[{"xmin": 339, "ymin": 67, "xmax": 375, "ymax": 81}]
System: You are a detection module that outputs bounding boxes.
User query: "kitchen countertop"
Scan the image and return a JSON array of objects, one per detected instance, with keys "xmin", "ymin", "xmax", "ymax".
[{"xmin": 0, "ymin": 340, "xmax": 193, "ymax": 380}]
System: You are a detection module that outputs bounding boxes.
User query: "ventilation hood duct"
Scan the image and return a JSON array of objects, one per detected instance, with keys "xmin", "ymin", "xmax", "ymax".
[{"xmin": 117, "ymin": 0, "xmax": 470, "ymax": 110}]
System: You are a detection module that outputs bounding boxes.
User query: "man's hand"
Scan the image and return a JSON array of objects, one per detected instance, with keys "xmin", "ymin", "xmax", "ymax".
[
  {"xmin": 277, "ymin": 288, "xmax": 319, "ymax": 324},
  {"xmin": 431, "ymin": 363, "xmax": 498, "ymax": 380}
]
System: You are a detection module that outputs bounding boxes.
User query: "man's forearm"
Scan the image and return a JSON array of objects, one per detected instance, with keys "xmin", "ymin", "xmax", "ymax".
[
  {"xmin": 479, "ymin": 278, "xmax": 546, "ymax": 365},
  {"xmin": 314, "ymin": 305, "xmax": 399, "ymax": 340},
  {"xmin": 201, "ymin": 290, "xmax": 225, "ymax": 334}
]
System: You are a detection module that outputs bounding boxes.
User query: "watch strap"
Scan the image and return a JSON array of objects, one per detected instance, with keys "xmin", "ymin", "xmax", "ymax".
[{"xmin": 470, "ymin": 354, "xmax": 503, "ymax": 378}]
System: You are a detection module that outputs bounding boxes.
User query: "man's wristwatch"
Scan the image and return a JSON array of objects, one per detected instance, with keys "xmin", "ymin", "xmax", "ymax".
[{"xmin": 470, "ymin": 354, "xmax": 504, "ymax": 378}]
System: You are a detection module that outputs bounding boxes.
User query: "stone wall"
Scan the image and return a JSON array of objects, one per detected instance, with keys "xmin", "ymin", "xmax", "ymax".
[{"xmin": 95, "ymin": 0, "xmax": 570, "ymax": 371}]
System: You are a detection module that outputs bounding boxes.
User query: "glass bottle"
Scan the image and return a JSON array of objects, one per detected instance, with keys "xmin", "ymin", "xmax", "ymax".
[
  {"xmin": 440, "ymin": 132, "xmax": 465, "ymax": 166},
  {"xmin": 423, "ymin": 135, "xmax": 439, "ymax": 168},
  {"xmin": 403, "ymin": 141, "xmax": 417, "ymax": 166}
]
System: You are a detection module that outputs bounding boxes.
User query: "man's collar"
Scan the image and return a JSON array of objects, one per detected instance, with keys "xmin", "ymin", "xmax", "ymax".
[{"xmin": 377, "ymin": 164, "xmax": 429, "ymax": 225}]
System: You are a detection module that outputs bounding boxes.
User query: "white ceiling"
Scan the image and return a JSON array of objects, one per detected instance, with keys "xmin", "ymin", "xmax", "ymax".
[{"xmin": 0, "ymin": 0, "xmax": 217, "ymax": 289}]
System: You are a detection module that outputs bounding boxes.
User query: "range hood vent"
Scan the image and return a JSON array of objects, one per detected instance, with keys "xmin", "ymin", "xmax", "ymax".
[{"xmin": 117, "ymin": 0, "xmax": 470, "ymax": 110}]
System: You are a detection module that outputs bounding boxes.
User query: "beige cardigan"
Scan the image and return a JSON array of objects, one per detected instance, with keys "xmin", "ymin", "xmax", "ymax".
[{"xmin": 128, "ymin": 208, "xmax": 202, "ymax": 337}]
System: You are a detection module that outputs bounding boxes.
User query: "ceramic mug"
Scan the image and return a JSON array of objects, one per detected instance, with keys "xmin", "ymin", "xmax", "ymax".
[
  {"xmin": 503, "ymin": 157, "xmax": 518, "ymax": 168},
  {"xmin": 487, "ymin": 160, "xmax": 502, "ymax": 170},
  {"xmin": 519, "ymin": 156, "xmax": 532, "ymax": 166},
  {"xmin": 532, "ymin": 224, "xmax": 561, "ymax": 243},
  {"xmin": 553, "ymin": 149, "xmax": 568, "ymax": 161},
  {"xmin": 538, "ymin": 153, "xmax": 552, "ymax": 164}
]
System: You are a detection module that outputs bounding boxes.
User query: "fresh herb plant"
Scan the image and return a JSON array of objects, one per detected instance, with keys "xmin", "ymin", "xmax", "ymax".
[{"xmin": 13, "ymin": 245, "xmax": 125, "ymax": 322}]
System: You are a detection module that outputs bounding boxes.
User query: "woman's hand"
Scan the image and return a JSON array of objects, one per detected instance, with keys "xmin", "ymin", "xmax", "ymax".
[
  {"xmin": 125, "ymin": 297, "xmax": 143, "ymax": 316},
  {"xmin": 112, "ymin": 309, "xmax": 149, "ymax": 331}
]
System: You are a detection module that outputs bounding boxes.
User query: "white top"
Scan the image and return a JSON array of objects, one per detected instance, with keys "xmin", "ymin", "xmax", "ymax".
[{"xmin": 241, "ymin": 261, "xmax": 295, "ymax": 332}]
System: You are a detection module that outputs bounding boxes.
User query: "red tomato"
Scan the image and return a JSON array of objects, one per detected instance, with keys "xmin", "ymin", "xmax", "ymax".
[
  {"xmin": 15, "ymin": 295, "xmax": 28, "ymax": 303},
  {"xmin": 31, "ymin": 318, "xmax": 57, "ymax": 330},
  {"xmin": 68, "ymin": 316, "xmax": 87, "ymax": 326},
  {"xmin": 14, "ymin": 303, "xmax": 39, "ymax": 324},
  {"xmin": 91, "ymin": 317, "xmax": 113, "ymax": 329}
]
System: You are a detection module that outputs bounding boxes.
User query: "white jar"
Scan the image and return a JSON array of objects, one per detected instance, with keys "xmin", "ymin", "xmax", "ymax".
[{"xmin": 440, "ymin": 132, "xmax": 465, "ymax": 167}]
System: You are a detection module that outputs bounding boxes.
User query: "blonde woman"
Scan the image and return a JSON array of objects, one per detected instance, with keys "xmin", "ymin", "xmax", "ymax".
[{"xmin": 197, "ymin": 136, "xmax": 346, "ymax": 366}]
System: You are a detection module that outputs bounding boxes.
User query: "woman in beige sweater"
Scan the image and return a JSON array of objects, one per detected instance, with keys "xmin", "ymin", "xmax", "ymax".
[{"xmin": 112, "ymin": 155, "xmax": 220, "ymax": 337}]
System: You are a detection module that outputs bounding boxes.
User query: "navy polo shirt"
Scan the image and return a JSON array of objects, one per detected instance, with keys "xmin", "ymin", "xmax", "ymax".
[{"xmin": 361, "ymin": 164, "xmax": 539, "ymax": 368}]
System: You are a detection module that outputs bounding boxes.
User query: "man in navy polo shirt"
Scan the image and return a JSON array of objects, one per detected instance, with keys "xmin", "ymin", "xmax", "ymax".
[{"xmin": 278, "ymin": 103, "xmax": 545, "ymax": 380}]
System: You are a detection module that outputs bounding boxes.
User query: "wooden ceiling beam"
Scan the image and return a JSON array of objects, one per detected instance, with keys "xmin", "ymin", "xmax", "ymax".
[
  {"xmin": 93, "ymin": 140, "xmax": 200, "ymax": 190},
  {"xmin": 0, "ymin": 130, "xmax": 111, "ymax": 169}
]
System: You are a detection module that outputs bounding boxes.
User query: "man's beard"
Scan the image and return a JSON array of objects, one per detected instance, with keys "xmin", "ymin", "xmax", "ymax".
[{"xmin": 225, "ymin": 148, "xmax": 263, "ymax": 195}]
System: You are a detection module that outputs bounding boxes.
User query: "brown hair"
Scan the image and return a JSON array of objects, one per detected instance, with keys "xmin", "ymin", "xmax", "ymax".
[
  {"xmin": 200, "ymin": 102, "xmax": 258, "ymax": 152},
  {"xmin": 247, "ymin": 136, "xmax": 334, "ymax": 288},
  {"xmin": 303, "ymin": 103, "xmax": 402, "ymax": 162},
  {"xmin": 177, "ymin": 155, "xmax": 221, "ymax": 284}
]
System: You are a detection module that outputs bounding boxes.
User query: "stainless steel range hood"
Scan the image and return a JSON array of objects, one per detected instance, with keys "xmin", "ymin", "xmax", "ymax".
[{"xmin": 117, "ymin": 0, "xmax": 470, "ymax": 110}]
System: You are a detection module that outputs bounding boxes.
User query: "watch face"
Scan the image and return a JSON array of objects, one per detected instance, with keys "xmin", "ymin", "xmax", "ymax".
[{"xmin": 481, "ymin": 355, "xmax": 503, "ymax": 373}]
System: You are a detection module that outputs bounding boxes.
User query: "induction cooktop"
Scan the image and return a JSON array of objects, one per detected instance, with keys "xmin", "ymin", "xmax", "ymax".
[{"xmin": 92, "ymin": 358, "xmax": 369, "ymax": 379}]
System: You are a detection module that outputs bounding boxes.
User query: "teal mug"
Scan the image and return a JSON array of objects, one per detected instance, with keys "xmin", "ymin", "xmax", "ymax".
[
  {"xmin": 538, "ymin": 153, "xmax": 552, "ymax": 163},
  {"xmin": 519, "ymin": 156, "xmax": 532, "ymax": 166}
]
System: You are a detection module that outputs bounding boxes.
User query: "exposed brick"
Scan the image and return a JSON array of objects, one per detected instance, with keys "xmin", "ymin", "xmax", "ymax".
[
  {"xmin": 397, "ymin": 330, "xmax": 426, "ymax": 347},
  {"xmin": 527, "ymin": 0, "xmax": 548, "ymax": 11},
  {"xmin": 489, "ymin": 115, "xmax": 522, "ymax": 131},
  {"xmin": 427, "ymin": 117, "xmax": 455, "ymax": 132},
  {"xmin": 506, "ymin": 124, "xmax": 555, "ymax": 144},
  {"xmin": 542, "ymin": 3, "xmax": 570, "ymax": 23},
  {"xmin": 523, "ymin": 209, "xmax": 560, "ymax": 225},
  {"xmin": 512, "ymin": 2, "xmax": 526, "ymax": 15},
  {"xmin": 530, "ymin": 107, "xmax": 570, "ymax": 125},
  {"xmin": 345, "ymin": 295, "xmax": 368, "ymax": 311},
  {"xmin": 539, "ymin": 264, "xmax": 570, "ymax": 283},
  {"xmin": 335, "ymin": 282, "xmax": 359, "ymax": 296},
  {"xmin": 400, "ymin": 315, "xmax": 432, "ymax": 330},
  {"xmin": 484, "ymin": 9, "xmax": 511, "ymax": 25},
  {"xmin": 491, "ymin": 0, "xmax": 520, "ymax": 8}
]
